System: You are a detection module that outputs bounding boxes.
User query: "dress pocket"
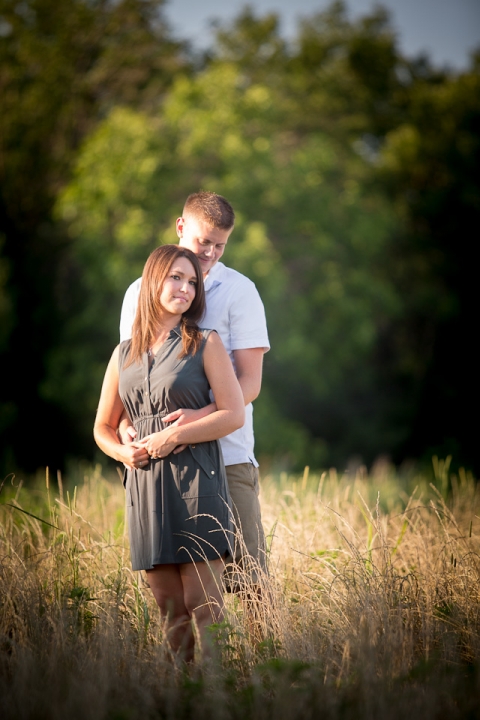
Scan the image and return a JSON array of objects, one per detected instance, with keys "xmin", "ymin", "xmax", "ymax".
[{"xmin": 173, "ymin": 444, "xmax": 219, "ymax": 498}]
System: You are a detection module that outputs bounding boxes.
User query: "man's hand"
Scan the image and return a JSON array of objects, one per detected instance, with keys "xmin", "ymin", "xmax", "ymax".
[
  {"xmin": 119, "ymin": 424, "xmax": 136, "ymax": 444},
  {"xmin": 163, "ymin": 405, "xmax": 215, "ymax": 426},
  {"xmin": 118, "ymin": 414, "xmax": 136, "ymax": 445},
  {"xmin": 163, "ymin": 405, "xmax": 216, "ymax": 453},
  {"xmin": 117, "ymin": 411, "xmax": 137, "ymax": 468}
]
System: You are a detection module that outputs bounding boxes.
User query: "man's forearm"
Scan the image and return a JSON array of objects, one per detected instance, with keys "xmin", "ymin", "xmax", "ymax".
[
  {"xmin": 237, "ymin": 373, "xmax": 263, "ymax": 405},
  {"xmin": 118, "ymin": 408, "xmax": 135, "ymax": 443},
  {"xmin": 233, "ymin": 348, "xmax": 264, "ymax": 405}
]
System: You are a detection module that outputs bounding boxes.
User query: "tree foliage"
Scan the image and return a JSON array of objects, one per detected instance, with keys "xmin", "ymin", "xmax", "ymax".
[
  {"xmin": 0, "ymin": 0, "xmax": 189, "ymax": 468},
  {"xmin": 1, "ymin": 1, "xmax": 479, "ymax": 474}
]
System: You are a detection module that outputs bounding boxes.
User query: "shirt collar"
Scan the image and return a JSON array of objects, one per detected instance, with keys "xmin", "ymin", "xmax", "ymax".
[{"xmin": 203, "ymin": 261, "xmax": 225, "ymax": 292}]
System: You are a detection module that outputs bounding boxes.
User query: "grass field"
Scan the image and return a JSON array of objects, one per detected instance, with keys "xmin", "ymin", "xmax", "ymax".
[{"xmin": 1, "ymin": 458, "xmax": 479, "ymax": 719}]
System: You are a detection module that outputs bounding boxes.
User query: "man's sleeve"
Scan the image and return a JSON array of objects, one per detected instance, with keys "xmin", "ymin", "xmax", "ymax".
[
  {"xmin": 119, "ymin": 279, "xmax": 141, "ymax": 342},
  {"xmin": 229, "ymin": 278, "xmax": 270, "ymax": 352}
]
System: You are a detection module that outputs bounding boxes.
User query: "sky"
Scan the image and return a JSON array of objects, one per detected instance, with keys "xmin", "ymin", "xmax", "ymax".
[{"xmin": 163, "ymin": 0, "xmax": 480, "ymax": 70}]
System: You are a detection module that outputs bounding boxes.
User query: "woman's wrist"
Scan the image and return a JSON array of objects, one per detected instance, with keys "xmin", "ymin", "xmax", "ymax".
[
  {"xmin": 165, "ymin": 425, "xmax": 180, "ymax": 447},
  {"xmin": 114, "ymin": 443, "xmax": 128, "ymax": 464}
]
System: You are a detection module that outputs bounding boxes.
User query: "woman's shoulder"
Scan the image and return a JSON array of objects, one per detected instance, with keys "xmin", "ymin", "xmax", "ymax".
[
  {"xmin": 119, "ymin": 338, "xmax": 132, "ymax": 352},
  {"xmin": 193, "ymin": 328, "xmax": 219, "ymax": 356},
  {"xmin": 118, "ymin": 339, "xmax": 132, "ymax": 364},
  {"xmin": 199, "ymin": 328, "xmax": 221, "ymax": 347},
  {"xmin": 200, "ymin": 328, "xmax": 225, "ymax": 356}
]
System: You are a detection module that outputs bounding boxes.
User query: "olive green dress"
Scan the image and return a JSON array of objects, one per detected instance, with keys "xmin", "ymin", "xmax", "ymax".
[{"xmin": 118, "ymin": 327, "xmax": 232, "ymax": 571}]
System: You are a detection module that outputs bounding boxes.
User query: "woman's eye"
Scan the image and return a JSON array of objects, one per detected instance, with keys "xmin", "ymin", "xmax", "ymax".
[
  {"xmin": 171, "ymin": 274, "xmax": 180, "ymax": 280},
  {"xmin": 189, "ymin": 280, "xmax": 197, "ymax": 286}
]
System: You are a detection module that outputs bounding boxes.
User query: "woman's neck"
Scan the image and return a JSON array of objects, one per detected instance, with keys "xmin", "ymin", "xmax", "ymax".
[{"xmin": 149, "ymin": 314, "xmax": 181, "ymax": 355}]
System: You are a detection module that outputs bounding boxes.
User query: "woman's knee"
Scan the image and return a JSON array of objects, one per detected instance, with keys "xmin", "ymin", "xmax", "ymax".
[
  {"xmin": 183, "ymin": 583, "xmax": 223, "ymax": 623},
  {"xmin": 154, "ymin": 591, "xmax": 188, "ymax": 619},
  {"xmin": 146, "ymin": 565, "xmax": 188, "ymax": 619}
]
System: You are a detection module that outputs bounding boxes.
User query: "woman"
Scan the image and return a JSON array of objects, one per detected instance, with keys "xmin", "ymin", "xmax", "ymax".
[{"xmin": 94, "ymin": 245, "xmax": 244, "ymax": 662}]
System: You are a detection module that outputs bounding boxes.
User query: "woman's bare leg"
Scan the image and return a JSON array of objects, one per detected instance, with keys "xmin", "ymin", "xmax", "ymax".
[
  {"xmin": 180, "ymin": 559, "xmax": 225, "ymax": 660},
  {"xmin": 146, "ymin": 564, "xmax": 194, "ymax": 662}
]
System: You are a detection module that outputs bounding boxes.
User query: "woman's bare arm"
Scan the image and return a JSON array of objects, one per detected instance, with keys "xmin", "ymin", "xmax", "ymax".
[
  {"xmin": 140, "ymin": 332, "xmax": 244, "ymax": 457},
  {"xmin": 94, "ymin": 346, "xmax": 150, "ymax": 468}
]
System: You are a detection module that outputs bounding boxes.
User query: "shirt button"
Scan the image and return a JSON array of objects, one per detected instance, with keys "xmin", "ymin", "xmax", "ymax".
[
  {"xmin": 211, "ymin": 471, "xmax": 215, "ymax": 475},
  {"xmin": 192, "ymin": 445, "xmax": 196, "ymax": 449}
]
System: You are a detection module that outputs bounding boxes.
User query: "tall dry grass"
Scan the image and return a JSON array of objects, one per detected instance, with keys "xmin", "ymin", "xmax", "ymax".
[{"xmin": 1, "ymin": 459, "xmax": 479, "ymax": 719}]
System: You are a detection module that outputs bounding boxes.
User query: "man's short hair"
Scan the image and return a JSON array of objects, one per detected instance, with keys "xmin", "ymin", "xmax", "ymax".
[{"xmin": 183, "ymin": 191, "xmax": 235, "ymax": 231}]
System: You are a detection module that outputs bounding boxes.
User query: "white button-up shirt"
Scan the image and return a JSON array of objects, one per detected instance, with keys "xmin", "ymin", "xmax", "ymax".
[{"xmin": 119, "ymin": 261, "xmax": 270, "ymax": 466}]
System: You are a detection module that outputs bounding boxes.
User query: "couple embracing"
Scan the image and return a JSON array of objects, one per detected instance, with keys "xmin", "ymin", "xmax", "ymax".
[{"xmin": 94, "ymin": 191, "xmax": 270, "ymax": 661}]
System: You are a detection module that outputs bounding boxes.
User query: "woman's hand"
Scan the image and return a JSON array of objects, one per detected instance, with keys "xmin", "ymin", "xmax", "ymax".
[
  {"xmin": 139, "ymin": 428, "xmax": 178, "ymax": 459},
  {"xmin": 120, "ymin": 441, "xmax": 151, "ymax": 470}
]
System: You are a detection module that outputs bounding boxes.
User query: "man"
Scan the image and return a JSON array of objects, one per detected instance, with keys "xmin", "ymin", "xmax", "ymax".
[{"xmin": 119, "ymin": 191, "xmax": 270, "ymax": 590}]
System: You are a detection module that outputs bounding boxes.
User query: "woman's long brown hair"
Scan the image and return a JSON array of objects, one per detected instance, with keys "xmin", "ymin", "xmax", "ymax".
[{"xmin": 125, "ymin": 245, "xmax": 205, "ymax": 367}]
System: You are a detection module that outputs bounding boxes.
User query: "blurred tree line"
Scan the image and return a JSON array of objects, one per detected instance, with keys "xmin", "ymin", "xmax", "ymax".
[{"xmin": 1, "ymin": 0, "xmax": 479, "ymax": 476}]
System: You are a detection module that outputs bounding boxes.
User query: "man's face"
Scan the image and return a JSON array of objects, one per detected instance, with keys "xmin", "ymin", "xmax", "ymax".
[{"xmin": 177, "ymin": 215, "xmax": 232, "ymax": 276}]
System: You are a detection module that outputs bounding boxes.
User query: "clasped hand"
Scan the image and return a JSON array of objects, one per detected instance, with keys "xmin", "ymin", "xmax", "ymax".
[
  {"xmin": 121, "ymin": 441, "xmax": 150, "ymax": 470},
  {"xmin": 120, "ymin": 429, "xmax": 177, "ymax": 470},
  {"xmin": 120, "ymin": 407, "xmax": 206, "ymax": 467},
  {"xmin": 139, "ymin": 427, "xmax": 177, "ymax": 460},
  {"xmin": 140, "ymin": 407, "xmax": 206, "ymax": 458}
]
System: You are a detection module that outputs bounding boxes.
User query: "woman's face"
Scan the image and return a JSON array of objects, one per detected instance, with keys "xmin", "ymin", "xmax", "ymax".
[{"xmin": 159, "ymin": 256, "xmax": 198, "ymax": 316}]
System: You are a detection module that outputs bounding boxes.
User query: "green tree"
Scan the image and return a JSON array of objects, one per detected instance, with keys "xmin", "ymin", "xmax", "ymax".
[
  {"xmin": 378, "ymin": 55, "xmax": 480, "ymax": 468},
  {"xmin": 0, "ymin": 0, "xmax": 188, "ymax": 473},
  {"xmin": 48, "ymin": 107, "xmax": 169, "ymax": 445},
  {"xmin": 4, "ymin": 0, "xmax": 478, "ymax": 474},
  {"xmin": 55, "ymin": 56, "xmax": 404, "ymax": 469}
]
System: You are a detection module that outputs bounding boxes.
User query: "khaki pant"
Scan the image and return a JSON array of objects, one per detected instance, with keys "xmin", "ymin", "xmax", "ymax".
[{"xmin": 224, "ymin": 463, "xmax": 267, "ymax": 589}]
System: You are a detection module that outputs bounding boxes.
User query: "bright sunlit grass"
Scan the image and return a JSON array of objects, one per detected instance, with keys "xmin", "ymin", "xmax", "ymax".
[{"xmin": 1, "ymin": 459, "xmax": 479, "ymax": 718}]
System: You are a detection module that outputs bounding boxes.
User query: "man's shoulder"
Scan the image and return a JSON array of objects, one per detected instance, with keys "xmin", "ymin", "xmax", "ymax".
[
  {"xmin": 126, "ymin": 277, "xmax": 142, "ymax": 294},
  {"xmin": 213, "ymin": 262, "xmax": 257, "ymax": 290},
  {"xmin": 120, "ymin": 278, "xmax": 142, "ymax": 341}
]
